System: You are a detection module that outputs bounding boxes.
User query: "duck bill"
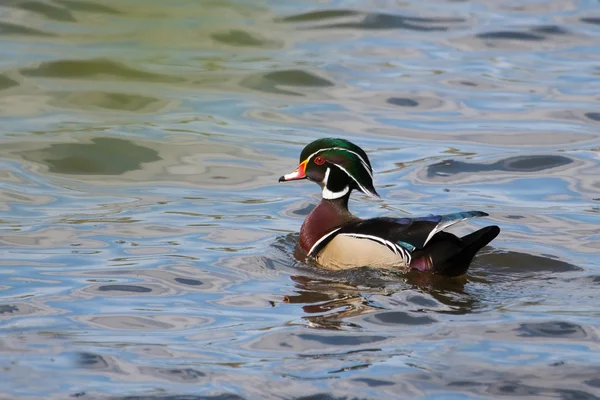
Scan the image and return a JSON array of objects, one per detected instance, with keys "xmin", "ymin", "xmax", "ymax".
[{"xmin": 279, "ymin": 159, "xmax": 308, "ymax": 182}]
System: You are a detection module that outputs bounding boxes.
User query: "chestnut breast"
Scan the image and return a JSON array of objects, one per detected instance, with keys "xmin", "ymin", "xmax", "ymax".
[{"xmin": 299, "ymin": 200, "xmax": 357, "ymax": 254}]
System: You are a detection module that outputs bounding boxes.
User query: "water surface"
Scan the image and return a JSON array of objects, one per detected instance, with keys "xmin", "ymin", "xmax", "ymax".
[{"xmin": 1, "ymin": 0, "xmax": 600, "ymax": 398}]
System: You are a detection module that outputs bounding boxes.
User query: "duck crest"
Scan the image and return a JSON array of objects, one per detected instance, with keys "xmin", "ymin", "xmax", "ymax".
[{"xmin": 299, "ymin": 198, "xmax": 356, "ymax": 254}]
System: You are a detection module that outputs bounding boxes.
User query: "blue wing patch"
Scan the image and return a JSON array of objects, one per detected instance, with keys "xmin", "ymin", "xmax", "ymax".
[
  {"xmin": 391, "ymin": 215, "xmax": 442, "ymax": 225},
  {"xmin": 396, "ymin": 240, "xmax": 416, "ymax": 252},
  {"xmin": 440, "ymin": 211, "xmax": 488, "ymax": 223}
]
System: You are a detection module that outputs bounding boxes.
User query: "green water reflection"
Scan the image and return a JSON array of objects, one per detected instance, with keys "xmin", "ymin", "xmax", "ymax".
[{"xmin": 21, "ymin": 137, "xmax": 160, "ymax": 175}]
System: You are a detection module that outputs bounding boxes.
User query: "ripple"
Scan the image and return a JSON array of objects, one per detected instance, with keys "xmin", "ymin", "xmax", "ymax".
[
  {"xmin": 487, "ymin": 383, "xmax": 598, "ymax": 398},
  {"xmin": 211, "ymin": 30, "xmax": 278, "ymax": 48},
  {"xmin": 457, "ymin": 23, "xmax": 582, "ymax": 51},
  {"xmin": 137, "ymin": 366, "xmax": 206, "ymax": 383},
  {"xmin": 332, "ymin": 13, "xmax": 463, "ymax": 31},
  {"xmin": 427, "ymin": 155, "xmax": 574, "ymax": 179},
  {"xmin": 386, "ymin": 97, "xmax": 419, "ymax": 107},
  {"xmin": 55, "ymin": 0, "xmax": 120, "ymax": 15},
  {"xmin": 278, "ymin": 10, "xmax": 361, "ymax": 23},
  {"xmin": 77, "ymin": 352, "xmax": 109, "ymax": 370},
  {"xmin": 20, "ymin": 59, "xmax": 183, "ymax": 83},
  {"xmin": 75, "ymin": 267, "xmax": 231, "ymax": 293},
  {"xmin": 439, "ymin": 360, "xmax": 600, "ymax": 398},
  {"xmin": 586, "ymin": 379, "xmax": 600, "ymax": 388},
  {"xmin": 475, "ymin": 251, "xmax": 580, "ymax": 274},
  {"xmin": 580, "ymin": 17, "xmax": 600, "ymax": 25},
  {"xmin": 531, "ymin": 25, "xmax": 570, "ymax": 35},
  {"xmin": 585, "ymin": 112, "xmax": 600, "ymax": 122},
  {"xmin": 0, "ymin": 75, "xmax": 18, "ymax": 90},
  {"xmin": 0, "ymin": 304, "xmax": 19, "ymax": 314},
  {"xmin": 76, "ymin": 314, "xmax": 209, "ymax": 331},
  {"xmin": 353, "ymin": 378, "xmax": 394, "ymax": 387},
  {"xmin": 97, "ymin": 284, "xmax": 153, "ymax": 293},
  {"xmin": 280, "ymin": 10, "xmax": 464, "ymax": 31},
  {"xmin": 516, "ymin": 321, "xmax": 588, "ymax": 339},
  {"xmin": 0, "ymin": 302, "xmax": 62, "ymax": 321},
  {"xmin": 78, "ymin": 281, "xmax": 176, "ymax": 298},
  {"xmin": 0, "ymin": 188, "xmax": 54, "ymax": 210},
  {"xmin": 118, "ymin": 395, "xmax": 246, "ymax": 400},
  {"xmin": 363, "ymin": 311, "xmax": 437, "ymax": 326},
  {"xmin": 406, "ymin": 294, "xmax": 439, "ymax": 308},
  {"xmin": 7, "ymin": 137, "xmax": 282, "ymax": 188},
  {"xmin": 476, "ymin": 31, "xmax": 545, "ymax": 41},
  {"xmin": 242, "ymin": 70, "xmax": 334, "ymax": 96},
  {"xmin": 0, "ymin": 22, "xmax": 51, "ymax": 37},
  {"xmin": 19, "ymin": 137, "xmax": 160, "ymax": 175},
  {"xmin": 10, "ymin": 1, "xmax": 76, "ymax": 22},
  {"xmin": 1, "ymin": 226, "xmax": 107, "ymax": 248},
  {"xmin": 56, "ymin": 91, "xmax": 169, "ymax": 113},
  {"xmin": 248, "ymin": 330, "xmax": 388, "ymax": 352},
  {"xmin": 174, "ymin": 277, "xmax": 203, "ymax": 286}
]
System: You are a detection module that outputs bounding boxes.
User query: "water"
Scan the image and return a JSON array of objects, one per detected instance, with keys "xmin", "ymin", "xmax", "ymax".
[{"xmin": 1, "ymin": 0, "xmax": 599, "ymax": 398}]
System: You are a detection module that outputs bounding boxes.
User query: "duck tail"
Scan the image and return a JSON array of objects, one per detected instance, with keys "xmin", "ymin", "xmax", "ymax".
[
  {"xmin": 410, "ymin": 226, "xmax": 500, "ymax": 277},
  {"xmin": 441, "ymin": 225, "xmax": 500, "ymax": 276}
]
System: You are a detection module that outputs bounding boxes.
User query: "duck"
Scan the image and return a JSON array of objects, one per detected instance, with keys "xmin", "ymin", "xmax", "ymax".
[{"xmin": 278, "ymin": 138, "xmax": 500, "ymax": 277}]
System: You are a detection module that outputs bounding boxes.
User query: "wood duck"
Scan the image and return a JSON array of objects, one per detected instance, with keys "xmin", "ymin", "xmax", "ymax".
[{"xmin": 279, "ymin": 138, "xmax": 500, "ymax": 277}]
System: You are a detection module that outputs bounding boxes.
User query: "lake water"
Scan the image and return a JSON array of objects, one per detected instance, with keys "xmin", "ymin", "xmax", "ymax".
[{"xmin": 1, "ymin": 0, "xmax": 600, "ymax": 398}]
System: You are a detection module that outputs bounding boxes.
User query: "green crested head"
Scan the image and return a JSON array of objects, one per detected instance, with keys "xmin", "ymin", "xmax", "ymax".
[{"xmin": 279, "ymin": 138, "xmax": 379, "ymax": 199}]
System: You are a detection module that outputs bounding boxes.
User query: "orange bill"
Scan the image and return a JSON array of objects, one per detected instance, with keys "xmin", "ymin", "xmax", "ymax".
[{"xmin": 279, "ymin": 159, "xmax": 308, "ymax": 182}]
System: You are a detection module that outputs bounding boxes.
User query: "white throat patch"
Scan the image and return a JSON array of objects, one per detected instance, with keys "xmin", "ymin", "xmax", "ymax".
[
  {"xmin": 322, "ymin": 186, "xmax": 350, "ymax": 200},
  {"xmin": 321, "ymin": 167, "xmax": 350, "ymax": 200}
]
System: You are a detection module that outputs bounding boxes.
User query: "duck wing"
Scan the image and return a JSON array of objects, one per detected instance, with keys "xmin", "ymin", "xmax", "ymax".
[{"xmin": 308, "ymin": 211, "xmax": 499, "ymax": 276}]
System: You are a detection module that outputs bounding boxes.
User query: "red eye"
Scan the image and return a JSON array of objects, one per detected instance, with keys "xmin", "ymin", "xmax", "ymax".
[{"xmin": 314, "ymin": 156, "xmax": 325, "ymax": 165}]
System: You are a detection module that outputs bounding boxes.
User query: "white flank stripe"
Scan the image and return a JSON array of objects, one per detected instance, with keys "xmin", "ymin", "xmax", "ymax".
[
  {"xmin": 342, "ymin": 233, "xmax": 411, "ymax": 265},
  {"xmin": 394, "ymin": 243, "xmax": 412, "ymax": 265},
  {"xmin": 308, "ymin": 227, "xmax": 342, "ymax": 257}
]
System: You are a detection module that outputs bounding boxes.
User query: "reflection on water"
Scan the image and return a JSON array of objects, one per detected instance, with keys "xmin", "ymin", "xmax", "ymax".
[
  {"xmin": 242, "ymin": 69, "xmax": 335, "ymax": 97},
  {"xmin": 0, "ymin": 74, "xmax": 18, "ymax": 90},
  {"xmin": 211, "ymin": 29, "xmax": 280, "ymax": 48},
  {"xmin": 1, "ymin": 0, "xmax": 600, "ymax": 398},
  {"xmin": 427, "ymin": 154, "xmax": 574, "ymax": 177},
  {"xmin": 279, "ymin": 9, "xmax": 465, "ymax": 31},
  {"xmin": 21, "ymin": 59, "xmax": 183, "ymax": 83},
  {"xmin": 21, "ymin": 137, "xmax": 160, "ymax": 175},
  {"xmin": 57, "ymin": 91, "xmax": 167, "ymax": 113}
]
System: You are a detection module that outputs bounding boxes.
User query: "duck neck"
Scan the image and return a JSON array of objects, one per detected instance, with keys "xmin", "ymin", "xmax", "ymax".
[{"xmin": 299, "ymin": 193, "xmax": 357, "ymax": 254}]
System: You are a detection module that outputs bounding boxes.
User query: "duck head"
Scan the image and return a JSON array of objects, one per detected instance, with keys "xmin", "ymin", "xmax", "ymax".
[{"xmin": 279, "ymin": 138, "xmax": 379, "ymax": 200}]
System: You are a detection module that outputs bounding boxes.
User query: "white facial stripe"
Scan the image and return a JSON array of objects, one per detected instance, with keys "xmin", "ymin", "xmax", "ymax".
[
  {"xmin": 306, "ymin": 147, "xmax": 373, "ymax": 180},
  {"xmin": 332, "ymin": 163, "xmax": 377, "ymax": 198},
  {"xmin": 323, "ymin": 167, "xmax": 330, "ymax": 185}
]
